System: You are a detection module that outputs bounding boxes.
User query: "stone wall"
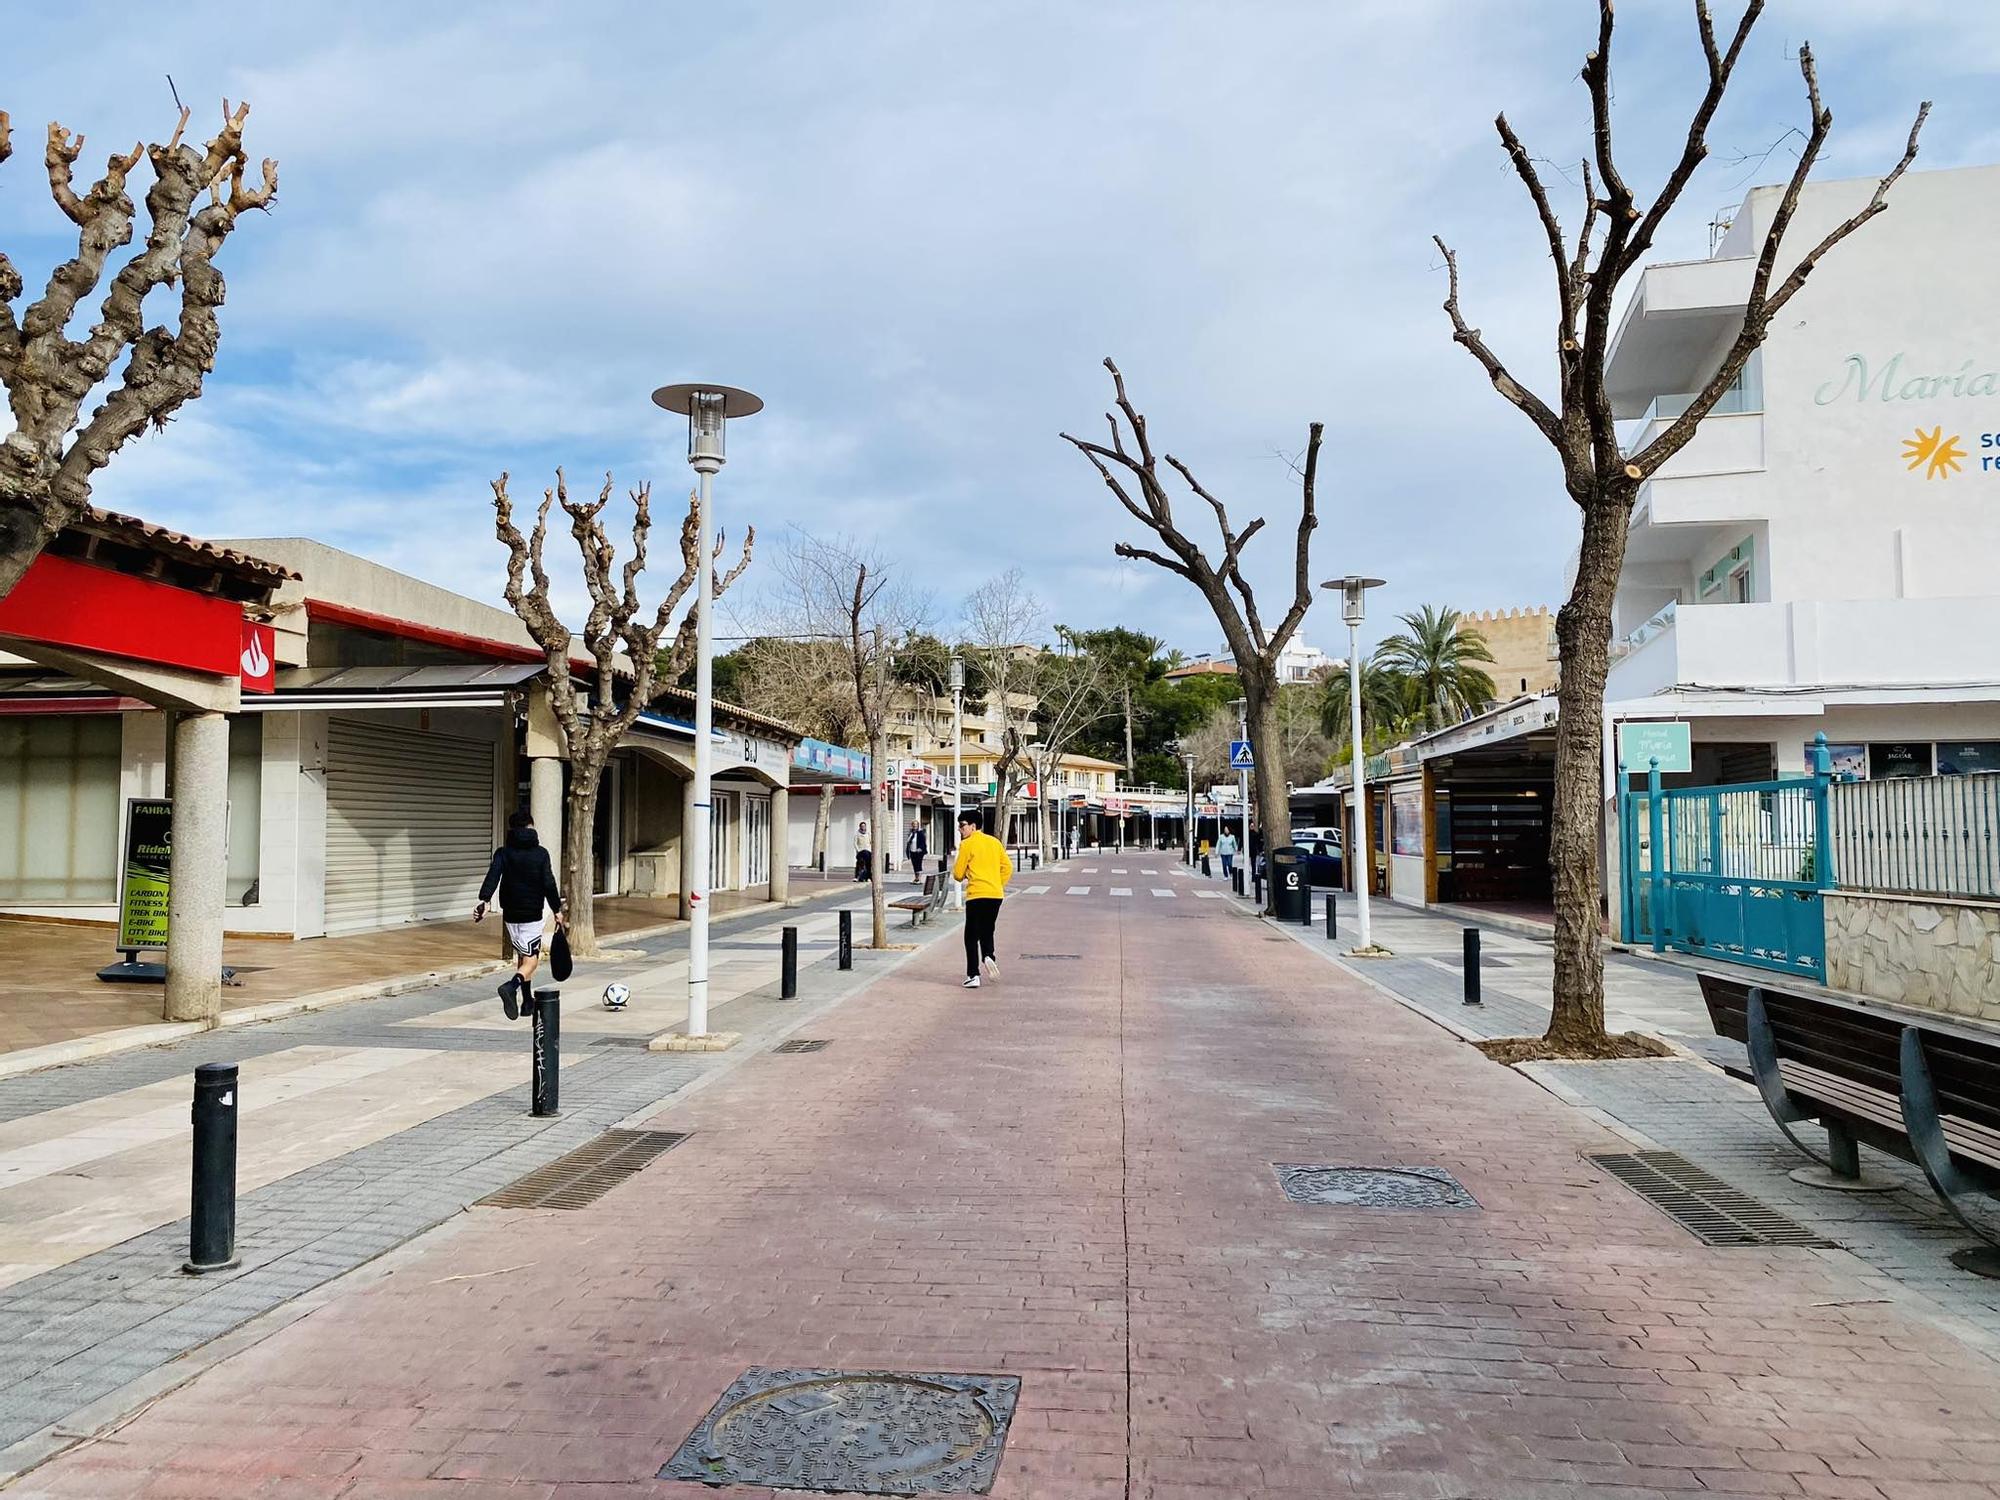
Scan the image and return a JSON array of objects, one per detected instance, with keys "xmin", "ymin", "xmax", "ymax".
[
  {"xmin": 1462, "ymin": 607, "xmax": 1558, "ymax": 700},
  {"xmin": 1825, "ymin": 890, "xmax": 2000, "ymax": 1022}
]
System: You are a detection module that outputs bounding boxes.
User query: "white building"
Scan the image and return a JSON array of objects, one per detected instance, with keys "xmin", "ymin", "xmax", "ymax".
[
  {"xmin": 1598, "ymin": 162, "xmax": 2000, "ymax": 785},
  {"xmin": 1172, "ymin": 638, "xmax": 1332, "ymax": 685}
]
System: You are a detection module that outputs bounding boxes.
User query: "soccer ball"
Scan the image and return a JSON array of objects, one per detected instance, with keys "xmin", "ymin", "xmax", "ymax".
[{"xmin": 601, "ymin": 982, "xmax": 631, "ymax": 1010}]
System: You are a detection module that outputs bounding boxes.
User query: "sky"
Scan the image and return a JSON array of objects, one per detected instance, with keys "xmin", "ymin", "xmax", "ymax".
[{"xmin": 7, "ymin": 0, "xmax": 1996, "ymax": 660}]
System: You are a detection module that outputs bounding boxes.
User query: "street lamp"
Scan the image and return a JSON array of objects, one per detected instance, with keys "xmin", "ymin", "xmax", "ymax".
[
  {"xmin": 1229, "ymin": 696, "xmax": 1250, "ymax": 892},
  {"xmin": 1321, "ymin": 575, "xmax": 1385, "ymax": 952},
  {"xmin": 652, "ymin": 382, "xmax": 763, "ymax": 1039},
  {"xmin": 948, "ymin": 653, "xmax": 965, "ymax": 906}
]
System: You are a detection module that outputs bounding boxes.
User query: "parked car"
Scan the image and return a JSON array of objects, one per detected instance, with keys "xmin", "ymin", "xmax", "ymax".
[{"xmin": 1291, "ymin": 825, "xmax": 1342, "ymax": 849}]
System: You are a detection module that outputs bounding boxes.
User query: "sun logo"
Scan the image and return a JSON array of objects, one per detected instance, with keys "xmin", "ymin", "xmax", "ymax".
[{"xmin": 1902, "ymin": 426, "xmax": 1966, "ymax": 479}]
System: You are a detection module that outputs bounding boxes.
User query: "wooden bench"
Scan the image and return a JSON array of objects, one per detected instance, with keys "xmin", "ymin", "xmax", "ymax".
[
  {"xmin": 1699, "ymin": 971, "xmax": 2000, "ymax": 1276},
  {"xmin": 889, "ymin": 872, "xmax": 948, "ymax": 928}
]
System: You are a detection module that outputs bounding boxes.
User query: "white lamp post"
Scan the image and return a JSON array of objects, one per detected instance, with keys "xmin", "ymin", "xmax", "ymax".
[
  {"xmin": 652, "ymin": 381, "xmax": 762, "ymax": 1038},
  {"xmin": 1322, "ymin": 575, "xmax": 1385, "ymax": 952},
  {"xmin": 1230, "ymin": 696, "xmax": 1250, "ymax": 892},
  {"xmin": 1182, "ymin": 750, "xmax": 1196, "ymax": 867}
]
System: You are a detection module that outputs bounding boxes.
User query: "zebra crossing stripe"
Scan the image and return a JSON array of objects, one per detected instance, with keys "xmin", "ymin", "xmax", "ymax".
[
  {"xmin": 1110, "ymin": 887, "xmax": 1132, "ymax": 896},
  {"xmin": 1022, "ymin": 885, "xmax": 1049, "ymax": 895},
  {"xmin": 1151, "ymin": 888, "xmax": 1175, "ymax": 898},
  {"xmin": 1066, "ymin": 886, "xmax": 1091, "ymax": 896},
  {"xmin": 1194, "ymin": 890, "xmax": 1226, "ymax": 900}
]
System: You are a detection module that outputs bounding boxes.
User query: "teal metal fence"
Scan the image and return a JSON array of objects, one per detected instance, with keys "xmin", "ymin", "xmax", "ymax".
[
  {"xmin": 1620, "ymin": 740, "xmax": 1830, "ymax": 980},
  {"xmin": 1829, "ymin": 773, "xmax": 2000, "ymax": 900}
]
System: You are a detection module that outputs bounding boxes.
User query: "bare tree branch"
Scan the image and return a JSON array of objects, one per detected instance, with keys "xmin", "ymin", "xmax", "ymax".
[{"xmin": 1431, "ymin": 236, "xmax": 1568, "ymax": 455}]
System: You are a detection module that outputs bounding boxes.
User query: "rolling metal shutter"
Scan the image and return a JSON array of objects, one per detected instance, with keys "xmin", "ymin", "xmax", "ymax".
[{"xmin": 324, "ymin": 717, "xmax": 495, "ymax": 936}]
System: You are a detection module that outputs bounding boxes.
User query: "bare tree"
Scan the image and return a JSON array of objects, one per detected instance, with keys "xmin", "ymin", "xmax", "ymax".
[
  {"xmin": 1432, "ymin": 0, "xmax": 1925, "ymax": 1058},
  {"xmin": 961, "ymin": 568, "xmax": 1045, "ymax": 847},
  {"xmin": 1062, "ymin": 362, "xmax": 1321, "ymax": 911},
  {"xmin": 1025, "ymin": 644, "xmax": 1113, "ymax": 865},
  {"xmin": 493, "ymin": 470, "xmax": 752, "ymax": 956},
  {"xmin": 0, "ymin": 102, "xmax": 277, "ymax": 597},
  {"xmin": 728, "ymin": 635, "xmax": 860, "ymax": 873},
  {"xmin": 770, "ymin": 530, "xmax": 928, "ymax": 948}
]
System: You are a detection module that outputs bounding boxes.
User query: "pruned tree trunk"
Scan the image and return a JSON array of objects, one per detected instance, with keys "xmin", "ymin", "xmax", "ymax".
[
  {"xmin": 563, "ymin": 771, "xmax": 602, "ymax": 957},
  {"xmin": 812, "ymin": 783, "xmax": 833, "ymax": 871},
  {"xmin": 1430, "ymin": 0, "xmax": 1925, "ymax": 1060},
  {"xmin": 1245, "ymin": 673, "xmax": 1287, "ymax": 913},
  {"xmin": 0, "ymin": 103, "xmax": 278, "ymax": 598}
]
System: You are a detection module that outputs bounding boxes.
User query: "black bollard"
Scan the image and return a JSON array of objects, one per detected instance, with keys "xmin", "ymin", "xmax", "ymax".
[
  {"xmin": 1462, "ymin": 929, "xmax": 1482, "ymax": 1006},
  {"xmin": 186, "ymin": 1062, "xmax": 240, "ymax": 1274},
  {"xmin": 1253, "ymin": 873, "xmax": 1264, "ymax": 909},
  {"xmin": 1030, "ymin": 852, "xmax": 1039, "ymax": 871},
  {"xmin": 1325, "ymin": 894, "xmax": 1337, "ymax": 941},
  {"xmin": 531, "ymin": 989, "xmax": 560, "ymax": 1116},
  {"xmin": 781, "ymin": 926, "xmax": 798, "ymax": 1000},
  {"xmin": 838, "ymin": 909, "xmax": 853, "ymax": 970},
  {"xmin": 1300, "ymin": 887, "xmax": 1314, "ymax": 927}
]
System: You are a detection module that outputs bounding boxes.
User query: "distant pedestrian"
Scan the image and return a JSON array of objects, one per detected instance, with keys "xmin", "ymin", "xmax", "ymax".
[
  {"xmin": 905, "ymin": 818, "xmax": 928, "ymax": 883},
  {"xmin": 854, "ymin": 819, "xmax": 873, "ymax": 883},
  {"xmin": 1216, "ymin": 830, "xmax": 1238, "ymax": 880},
  {"xmin": 1198, "ymin": 835, "xmax": 1213, "ymax": 878},
  {"xmin": 951, "ymin": 810, "xmax": 1013, "ymax": 990},
  {"xmin": 474, "ymin": 809, "xmax": 565, "ymax": 1020}
]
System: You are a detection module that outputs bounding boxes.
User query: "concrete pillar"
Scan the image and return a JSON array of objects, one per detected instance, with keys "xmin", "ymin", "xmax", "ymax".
[
  {"xmin": 164, "ymin": 712, "xmax": 229, "ymax": 1025},
  {"xmin": 679, "ymin": 774, "xmax": 700, "ymax": 920},
  {"xmin": 530, "ymin": 757, "xmax": 563, "ymax": 875},
  {"xmin": 769, "ymin": 785, "xmax": 790, "ymax": 903}
]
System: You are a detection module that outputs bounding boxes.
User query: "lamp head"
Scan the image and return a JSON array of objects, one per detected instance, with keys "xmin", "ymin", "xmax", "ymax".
[
  {"xmin": 651, "ymin": 383, "xmax": 763, "ymax": 469},
  {"xmin": 949, "ymin": 654, "xmax": 965, "ymax": 693},
  {"xmin": 1320, "ymin": 574, "xmax": 1386, "ymax": 627}
]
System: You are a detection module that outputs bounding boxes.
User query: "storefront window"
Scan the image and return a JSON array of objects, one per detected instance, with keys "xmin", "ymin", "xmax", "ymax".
[
  {"xmin": 1937, "ymin": 742, "xmax": 2000, "ymax": 776},
  {"xmin": 1391, "ymin": 788, "xmax": 1424, "ymax": 856},
  {"xmin": 1868, "ymin": 743, "xmax": 1934, "ymax": 780},
  {"xmin": 0, "ymin": 716, "xmax": 121, "ymax": 904}
]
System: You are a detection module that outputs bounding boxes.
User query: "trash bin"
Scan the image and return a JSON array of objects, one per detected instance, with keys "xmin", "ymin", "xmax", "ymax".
[{"xmin": 1269, "ymin": 846, "xmax": 1310, "ymax": 922}]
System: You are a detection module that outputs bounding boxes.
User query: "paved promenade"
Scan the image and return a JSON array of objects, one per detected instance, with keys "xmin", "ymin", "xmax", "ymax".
[{"xmin": 13, "ymin": 860, "xmax": 2000, "ymax": 1497}]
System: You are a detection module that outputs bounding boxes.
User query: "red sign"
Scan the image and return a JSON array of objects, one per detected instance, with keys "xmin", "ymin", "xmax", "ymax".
[
  {"xmin": 0, "ymin": 553, "xmax": 243, "ymax": 678},
  {"xmin": 239, "ymin": 621, "xmax": 276, "ymax": 692}
]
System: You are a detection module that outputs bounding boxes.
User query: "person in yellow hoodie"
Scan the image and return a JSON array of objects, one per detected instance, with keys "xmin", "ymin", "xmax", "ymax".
[{"xmin": 951, "ymin": 810, "xmax": 1013, "ymax": 989}]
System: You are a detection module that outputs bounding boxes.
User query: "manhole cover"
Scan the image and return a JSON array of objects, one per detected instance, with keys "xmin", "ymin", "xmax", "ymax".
[
  {"xmin": 660, "ymin": 1367, "xmax": 1021, "ymax": 1493},
  {"xmin": 1275, "ymin": 1164, "xmax": 1479, "ymax": 1210},
  {"xmin": 1018, "ymin": 954, "xmax": 1080, "ymax": 961},
  {"xmin": 774, "ymin": 1038, "xmax": 830, "ymax": 1053}
]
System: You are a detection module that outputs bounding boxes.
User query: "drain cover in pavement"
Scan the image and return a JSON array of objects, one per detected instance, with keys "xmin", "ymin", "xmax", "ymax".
[
  {"xmin": 774, "ymin": 1038, "xmax": 830, "ymax": 1053},
  {"xmin": 1592, "ymin": 1151, "xmax": 1837, "ymax": 1247},
  {"xmin": 478, "ymin": 1129, "xmax": 687, "ymax": 1210},
  {"xmin": 1018, "ymin": 953, "xmax": 1080, "ymax": 960},
  {"xmin": 659, "ymin": 1367, "xmax": 1021, "ymax": 1493},
  {"xmin": 1275, "ymin": 1164, "xmax": 1479, "ymax": 1210}
]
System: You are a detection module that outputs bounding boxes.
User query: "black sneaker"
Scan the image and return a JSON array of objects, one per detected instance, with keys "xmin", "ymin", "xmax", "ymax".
[{"xmin": 498, "ymin": 976, "xmax": 520, "ymax": 1020}]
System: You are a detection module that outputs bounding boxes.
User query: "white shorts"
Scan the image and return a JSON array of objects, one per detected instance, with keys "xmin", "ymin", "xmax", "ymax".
[{"xmin": 504, "ymin": 921, "xmax": 545, "ymax": 959}]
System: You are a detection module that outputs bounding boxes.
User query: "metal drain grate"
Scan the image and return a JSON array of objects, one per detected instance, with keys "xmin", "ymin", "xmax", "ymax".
[
  {"xmin": 660, "ymin": 1367, "xmax": 1021, "ymax": 1493},
  {"xmin": 479, "ymin": 1129, "xmax": 688, "ymax": 1210},
  {"xmin": 1591, "ymin": 1151, "xmax": 1836, "ymax": 1247},
  {"xmin": 1275, "ymin": 1164, "xmax": 1479, "ymax": 1210},
  {"xmin": 1018, "ymin": 954, "xmax": 1081, "ymax": 960},
  {"xmin": 774, "ymin": 1038, "xmax": 830, "ymax": 1053}
]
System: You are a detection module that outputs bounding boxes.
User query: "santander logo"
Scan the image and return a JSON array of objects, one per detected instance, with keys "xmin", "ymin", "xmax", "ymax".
[{"xmin": 239, "ymin": 623, "xmax": 275, "ymax": 692}]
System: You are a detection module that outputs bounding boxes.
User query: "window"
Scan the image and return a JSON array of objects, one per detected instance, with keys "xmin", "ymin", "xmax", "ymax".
[
  {"xmin": 1729, "ymin": 566, "xmax": 1752, "ymax": 604},
  {"xmin": 0, "ymin": 715, "xmax": 121, "ymax": 904},
  {"xmin": 227, "ymin": 715, "xmax": 262, "ymax": 905}
]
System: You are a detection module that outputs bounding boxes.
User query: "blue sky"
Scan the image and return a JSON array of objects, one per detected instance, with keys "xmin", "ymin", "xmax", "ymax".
[{"xmin": 6, "ymin": 1, "xmax": 1993, "ymax": 658}]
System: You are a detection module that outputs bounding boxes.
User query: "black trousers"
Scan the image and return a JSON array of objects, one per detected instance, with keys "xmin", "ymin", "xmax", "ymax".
[
  {"xmin": 964, "ymin": 898, "xmax": 1002, "ymax": 979},
  {"xmin": 910, "ymin": 853, "xmax": 926, "ymax": 880}
]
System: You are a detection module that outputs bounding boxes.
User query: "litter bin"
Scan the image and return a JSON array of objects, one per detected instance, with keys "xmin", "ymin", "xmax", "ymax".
[{"xmin": 1269, "ymin": 846, "xmax": 1310, "ymax": 922}]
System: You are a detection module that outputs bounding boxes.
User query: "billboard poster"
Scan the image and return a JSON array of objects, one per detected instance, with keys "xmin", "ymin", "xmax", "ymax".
[
  {"xmin": 1806, "ymin": 741, "xmax": 1867, "ymax": 779},
  {"xmin": 1868, "ymin": 742, "xmax": 1934, "ymax": 780},
  {"xmin": 117, "ymin": 799, "xmax": 173, "ymax": 950},
  {"xmin": 1937, "ymin": 741, "xmax": 2000, "ymax": 776},
  {"xmin": 1391, "ymin": 788, "xmax": 1424, "ymax": 856}
]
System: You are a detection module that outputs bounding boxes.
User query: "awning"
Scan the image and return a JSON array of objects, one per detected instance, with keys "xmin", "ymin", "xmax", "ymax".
[{"xmin": 237, "ymin": 662, "xmax": 545, "ymax": 712}]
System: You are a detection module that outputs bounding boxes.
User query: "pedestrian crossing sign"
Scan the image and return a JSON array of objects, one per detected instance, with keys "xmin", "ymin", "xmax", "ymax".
[{"xmin": 1229, "ymin": 740, "xmax": 1254, "ymax": 770}]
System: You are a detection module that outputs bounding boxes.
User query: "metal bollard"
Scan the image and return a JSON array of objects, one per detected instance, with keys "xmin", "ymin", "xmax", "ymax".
[
  {"xmin": 781, "ymin": 925, "xmax": 798, "ymax": 999},
  {"xmin": 1030, "ymin": 852, "xmax": 1039, "ymax": 870},
  {"xmin": 1253, "ymin": 873, "xmax": 1264, "ymax": 909},
  {"xmin": 186, "ymin": 1062, "xmax": 240, "ymax": 1274},
  {"xmin": 1325, "ymin": 894, "xmax": 1337, "ymax": 941},
  {"xmin": 1462, "ymin": 929, "xmax": 1482, "ymax": 1006},
  {"xmin": 838, "ymin": 909, "xmax": 852, "ymax": 970},
  {"xmin": 1300, "ymin": 888, "xmax": 1313, "ymax": 927},
  {"xmin": 531, "ymin": 989, "xmax": 560, "ymax": 1116}
]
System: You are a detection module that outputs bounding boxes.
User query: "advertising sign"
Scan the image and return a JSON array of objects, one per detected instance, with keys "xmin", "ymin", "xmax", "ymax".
[
  {"xmin": 1391, "ymin": 788, "xmax": 1425, "ymax": 857},
  {"xmin": 1869, "ymin": 742, "xmax": 1934, "ymax": 780},
  {"xmin": 1618, "ymin": 721, "xmax": 1692, "ymax": 776},
  {"xmin": 239, "ymin": 620, "xmax": 276, "ymax": 693},
  {"xmin": 117, "ymin": 799, "xmax": 173, "ymax": 950}
]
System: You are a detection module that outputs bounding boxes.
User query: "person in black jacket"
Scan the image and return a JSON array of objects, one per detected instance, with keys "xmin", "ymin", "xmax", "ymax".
[
  {"xmin": 904, "ymin": 818, "xmax": 928, "ymax": 883},
  {"xmin": 475, "ymin": 810, "xmax": 565, "ymax": 1019}
]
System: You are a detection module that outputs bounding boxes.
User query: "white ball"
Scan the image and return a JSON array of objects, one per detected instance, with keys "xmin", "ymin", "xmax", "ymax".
[{"xmin": 602, "ymin": 982, "xmax": 631, "ymax": 1010}]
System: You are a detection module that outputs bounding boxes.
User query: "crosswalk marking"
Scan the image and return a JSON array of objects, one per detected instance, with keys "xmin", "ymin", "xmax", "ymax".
[
  {"xmin": 1081, "ymin": 867, "xmax": 1099, "ymax": 874},
  {"xmin": 1151, "ymin": 888, "xmax": 1175, "ymax": 898},
  {"xmin": 1112, "ymin": 868, "xmax": 1128, "ymax": 874},
  {"xmin": 1194, "ymin": 890, "xmax": 1226, "ymax": 900},
  {"xmin": 1066, "ymin": 886, "xmax": 1091, "ymax": 896},
  {"xmin": 1110, "ymin": 887, "xmax": 1131, "ymax": 896},
  {"xmin": 1142, "ymin": 868, "xmax": 1158, "ymax": 876},
  {"xmin": 1022, "ymin": 885, "xmax": 1049, "ymax": 895}
]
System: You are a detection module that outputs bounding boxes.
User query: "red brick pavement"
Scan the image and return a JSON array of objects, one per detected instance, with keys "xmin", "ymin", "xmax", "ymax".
[{"xmin": 15, "ymin": 888, "xmax": 2000, "ymax": 1499}]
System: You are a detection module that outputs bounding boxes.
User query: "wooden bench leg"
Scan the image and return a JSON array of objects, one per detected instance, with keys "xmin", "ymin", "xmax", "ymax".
[
  {"xmin": 1746, "ymin": 989, "xmax": 1896, "ymax": 1193},
  {"xmin": 1898, "ymin": 1028, "xmax": 2000, "ymax": 1277}
]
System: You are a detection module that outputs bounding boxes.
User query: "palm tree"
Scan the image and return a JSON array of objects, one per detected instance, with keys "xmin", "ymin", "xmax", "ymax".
[
  {"xmin": 1318, "ymin": 660, "xmax": 1412, "ymax": 746},
  {"xmin": 1372, "ymin": 605, "xmax": 1497, "ymax": 730}
]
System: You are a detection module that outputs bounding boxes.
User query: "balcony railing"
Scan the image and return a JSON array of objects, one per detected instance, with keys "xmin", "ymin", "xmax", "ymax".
[{"xmin": 1610, "ymin": 601, "xmax": 1677, "ymax": 663}]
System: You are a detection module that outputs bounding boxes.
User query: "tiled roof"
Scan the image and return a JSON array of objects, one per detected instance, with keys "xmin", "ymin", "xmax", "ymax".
[
  {"xmin": 648, "ymin": 683, "xmax": 806, "ymax": 743},
  {"xmin": 77, "ymin": 509, "xmax": 300, "ymax": 585}
]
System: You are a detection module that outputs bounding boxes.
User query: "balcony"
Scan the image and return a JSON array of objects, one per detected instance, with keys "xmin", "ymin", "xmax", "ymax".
[
  {"xmin": 1605, "ymin": 255, "xmax": 1755, "ymax": 417},
  {"xmin": 1608, "ymin": 597, "xmax": 2000, "ymax": 702}
]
